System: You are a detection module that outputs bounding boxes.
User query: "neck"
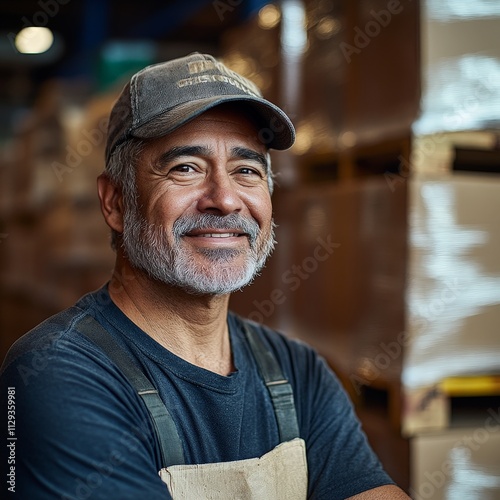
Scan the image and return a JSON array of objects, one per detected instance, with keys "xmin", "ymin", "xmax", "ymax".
[{"xmin": 108, "ymin": 257, "xmax": 234, "ymax": 375}]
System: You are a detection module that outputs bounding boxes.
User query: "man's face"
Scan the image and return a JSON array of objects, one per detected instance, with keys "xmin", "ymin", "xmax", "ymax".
[{"xmin": 121, "ymin": 105, "xmax": 275, "ymax": 295}]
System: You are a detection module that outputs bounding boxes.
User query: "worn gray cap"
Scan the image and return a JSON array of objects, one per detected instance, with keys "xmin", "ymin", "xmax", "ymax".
[{"xmin": 105, "ymin": 52, "xmax": 295, "ymax": 164}]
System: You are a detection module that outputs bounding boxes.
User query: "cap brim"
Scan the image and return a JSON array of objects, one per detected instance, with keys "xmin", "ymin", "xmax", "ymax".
[{"xmin": 130, "ymin": 95, "xmax": 295, "ymax": 151}]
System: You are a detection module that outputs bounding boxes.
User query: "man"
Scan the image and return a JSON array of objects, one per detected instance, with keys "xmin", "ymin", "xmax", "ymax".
[{"xmin": 1, "ymin": 53, "xmax": 409, "ymax": 499}]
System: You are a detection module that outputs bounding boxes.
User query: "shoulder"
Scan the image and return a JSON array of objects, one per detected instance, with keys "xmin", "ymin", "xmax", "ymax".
[
  {"xmin": 231, "ymin": 315, "xmax": 396, "ymax": 498},
  {"xmin": 0, "ymin": 288, "xmax": 134, "ymax": 400},
  {"xmin": 0, "ymin": 293, "xmax": 165, "ymax": 498},
  {"xmin": 230, "ymin": 312, "xmax": 317, "ymax": 368},
  {"xmin": 2, "ymin": 308, "xmax": 85, "ymax": 380},
  {"xmin": 0, "ymin": 290, "xmax": 145, "ymax": 431},
  {"xmin": 231, "ymin": 312, "xmax": 369, "ymax": 444},
  {"xmin": 1, "ymin": 290, "xmax": 109, "ymax": 381},
  {"xmin": 1, "ymin": 286, "xmax": 115, "ymax": 361},
  {"xmin": 229, "ymin": 312, "xmax": 346, "ymax": 407}
]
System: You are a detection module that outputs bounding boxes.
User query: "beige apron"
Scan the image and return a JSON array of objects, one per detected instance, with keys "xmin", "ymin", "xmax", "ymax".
[{"xmin": 159, "ymin": 437, "xmax": 308, "ymax": 500}]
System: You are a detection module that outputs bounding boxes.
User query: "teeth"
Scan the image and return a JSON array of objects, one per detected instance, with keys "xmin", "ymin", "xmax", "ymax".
[{"xmin": 198, "ymin": 233, "xmax": 239, "ymax": 238}]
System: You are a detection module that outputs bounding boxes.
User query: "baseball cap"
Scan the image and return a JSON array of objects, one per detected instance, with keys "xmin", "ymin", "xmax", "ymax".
[{"xmin": 105, "ymin": 52, "xmax": 295, "ymax": 164}]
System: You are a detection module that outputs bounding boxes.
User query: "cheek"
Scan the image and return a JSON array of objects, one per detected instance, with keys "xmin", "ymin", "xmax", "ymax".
[
  {"xmin": 143, "ymin": 190, "xmax": 196, "ymax": 225},
  {"xmin": 249, "ymin": 193, "xmax": 273, "ymax": 227}
]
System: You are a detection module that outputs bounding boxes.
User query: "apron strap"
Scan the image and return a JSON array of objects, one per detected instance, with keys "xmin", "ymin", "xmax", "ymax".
[
  {"xmin": 242, "ymin": 321, "xmax": 300, "ymax": 442},
  {"xmin": 75, "ymin": 315, "xmax": 185, "ymax": 468},
  {"xmin": 75, "ymin": 313, "xmax": 299, "ymax": 466}
]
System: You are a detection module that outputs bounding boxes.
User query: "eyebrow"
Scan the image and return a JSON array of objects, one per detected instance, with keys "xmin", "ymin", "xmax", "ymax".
[
  {"xmin": 155, "ymin": 145, "xmax": 269, "ymax": 173},
  {"xmin": 156, "ymin": 146, "xmax": 210, "ymax": 166},
  {"xmin": 230, "ymin": 147, "xmax": 269, "ymax": 173}
]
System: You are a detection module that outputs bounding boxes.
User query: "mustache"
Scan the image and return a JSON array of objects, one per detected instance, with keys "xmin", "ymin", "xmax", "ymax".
[{"xmin": 172, "ymin": 214, "xmax": 260, "ymax": 244}]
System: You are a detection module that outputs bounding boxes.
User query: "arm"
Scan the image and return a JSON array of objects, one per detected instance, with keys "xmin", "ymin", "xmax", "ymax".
[
  {"xmin": 1, "ymin": 328, "xmax": 171, "ymax": 500},
  {"xmin": 347, "ymin": 485, "xmax": 411, "ymax": 499},
  {"xmin": 278, "ymin": 338, "xmax": 404, "ymax": 500}
]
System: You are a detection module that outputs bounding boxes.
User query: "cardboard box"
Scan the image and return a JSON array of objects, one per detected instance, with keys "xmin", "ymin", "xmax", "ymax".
[
  {"xmin": 411, "ymin": 417, "xmax": 500, "ymax": 500},
  {"xmin": 403, "ymin": 174, "xmax": 500, "ymax": 435}
]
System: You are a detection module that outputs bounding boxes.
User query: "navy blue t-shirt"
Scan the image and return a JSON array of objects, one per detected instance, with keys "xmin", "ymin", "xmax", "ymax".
[{"xmin": 1, "ymin": 286, "xmax": 393, "ymax": 499}]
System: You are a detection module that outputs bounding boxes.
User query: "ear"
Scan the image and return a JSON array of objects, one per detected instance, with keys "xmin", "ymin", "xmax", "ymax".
[{"xmin": 97, "ymin": 173, "xmax": 124, "ymax": 233}]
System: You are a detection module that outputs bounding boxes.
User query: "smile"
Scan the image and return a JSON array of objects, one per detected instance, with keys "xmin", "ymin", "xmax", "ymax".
[{"xmin": 191, "ymin": 233, "xmax": 244, "ymax": 238}]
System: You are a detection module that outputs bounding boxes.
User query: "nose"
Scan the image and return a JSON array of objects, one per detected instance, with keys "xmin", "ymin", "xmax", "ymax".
[{"xmin": 196, "ymin": 170, "xmax": 243, "ymax": 215}]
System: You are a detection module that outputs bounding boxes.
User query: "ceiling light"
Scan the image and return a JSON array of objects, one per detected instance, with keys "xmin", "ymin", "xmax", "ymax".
[
  {"xmin": 15, "ymin": 27, "xmax": 54, "ymax": 54},
  {"xmin": 258, "ymin": 4, "xmax": 281, "ymax": 29}
]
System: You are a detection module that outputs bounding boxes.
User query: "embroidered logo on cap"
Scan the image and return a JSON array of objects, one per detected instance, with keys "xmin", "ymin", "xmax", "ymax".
[{"xmin": 176, "ymin": 60, "xmax": 261, "ymax": 98}]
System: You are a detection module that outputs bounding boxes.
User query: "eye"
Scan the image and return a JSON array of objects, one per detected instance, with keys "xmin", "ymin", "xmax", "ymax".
[
  {"xmin": 170, "ymin": 164, "xmax": 195, "ymax": 173},
  {"xmin": 165, "ymin": 163, "xmax": 202, "ymax": 183},
  {"xmin": 236, "ymin": 166, "xmax": 262, "ymax": 177},
  {"xmin": 233, "ymin": 166, "xmax": 267, "ymax": 187}
]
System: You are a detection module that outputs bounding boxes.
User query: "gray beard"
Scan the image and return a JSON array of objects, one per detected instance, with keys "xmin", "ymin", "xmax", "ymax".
[{"xmin": 121, "ymin": 207, "xmax": 276, "ymax": 295}]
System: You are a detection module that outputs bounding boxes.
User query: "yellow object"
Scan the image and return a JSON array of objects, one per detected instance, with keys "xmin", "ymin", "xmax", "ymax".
[{"xmin": 440, "ymin": 375, "xmax": 500, "ymax": 396}]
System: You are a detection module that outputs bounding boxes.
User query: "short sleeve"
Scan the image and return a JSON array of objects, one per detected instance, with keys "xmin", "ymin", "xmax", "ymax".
[
  {"xmin": 303, "ymin": 355, "xmax": 394, "ymax": 498},
  {"xmin": 0, "ymin": 330, "xmax": 171, "ymax": 500},
  {"xmin": 255, "ymin": 327, "xmax": 395, "ymax": 500}
]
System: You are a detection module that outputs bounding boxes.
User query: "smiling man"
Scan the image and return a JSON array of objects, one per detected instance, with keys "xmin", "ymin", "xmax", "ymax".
[{"xmin": 0, "ymin": 53, "xmax": 409, "ymax": 499}]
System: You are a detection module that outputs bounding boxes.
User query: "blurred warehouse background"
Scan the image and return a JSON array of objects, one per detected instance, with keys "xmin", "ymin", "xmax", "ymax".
[{"xmin": 1, "ymin": 0, "xmax": 500, "ymax": 498}]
